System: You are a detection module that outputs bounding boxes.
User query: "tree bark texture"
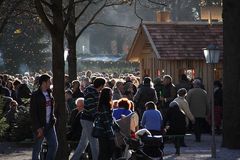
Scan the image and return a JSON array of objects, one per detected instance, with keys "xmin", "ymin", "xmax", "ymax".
[
  {"xmin": 66, "ymin": 5, "xmax": 77, "ymax": 82},
  {"xmin": 35, "ymin": 0, "xmax": 74, "ymax": 159},
  {"xmin": 52, "ymin": 33, "xmax": 68, "ymax": 160},
  {"xmin": 52, "ymin": 7, "xmax": 68, "ymax": 160},
  {"xmin": 222, "ymin": 0, "xmax": 240, "ymax": 149}
]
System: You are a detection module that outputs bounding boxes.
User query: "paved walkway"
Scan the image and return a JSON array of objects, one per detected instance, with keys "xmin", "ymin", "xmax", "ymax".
[
  {"xmin": 163, "ymin": 134, "xmax": 240, "ymax": 160},
  {"xmin": 0, "ymin": 134, "xmax": 240, "ymax": 160}
]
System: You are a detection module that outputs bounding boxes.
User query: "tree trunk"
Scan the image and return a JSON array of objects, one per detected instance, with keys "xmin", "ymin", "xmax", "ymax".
[
  {"xmin": 52, "ymin": 33, "xmax": 69, "ymax": 159},
  {"xmin": 66, "ymin": 36, "xmax": 77, "ymax": 82},
  {"xmin": 222, "ymin": 0, "xmax": 240, "ymax": 149},
  {"xmin": 66, "ymin": 5, "xmax": 77, "ymax": 82},
  {"xmin": 51, "ymin": 2, "xmax": 68, "ymax": 158}
]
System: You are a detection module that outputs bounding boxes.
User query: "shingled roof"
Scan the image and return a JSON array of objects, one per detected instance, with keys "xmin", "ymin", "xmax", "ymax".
[{"xmin": 127, "ymin": 22, "xmax": 223, "ymax": 61}]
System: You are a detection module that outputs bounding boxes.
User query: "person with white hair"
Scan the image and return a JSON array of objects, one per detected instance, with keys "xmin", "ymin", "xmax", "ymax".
[
  {"xmin": 186, "ymin": 79, "xmax": 209, "ymax": 142},
  {"xmin": 67, "ymin": 98, "xmax": 84, "ymax": 141}
]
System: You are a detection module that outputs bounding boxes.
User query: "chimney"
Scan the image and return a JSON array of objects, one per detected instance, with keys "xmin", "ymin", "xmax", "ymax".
[
  {"xmin": 156, "ymin": 10, "xmax": 171, "ymax": 23},
  {"xmin": 200, "ymin": 6, "xmax": 222, "ymax": 22}
]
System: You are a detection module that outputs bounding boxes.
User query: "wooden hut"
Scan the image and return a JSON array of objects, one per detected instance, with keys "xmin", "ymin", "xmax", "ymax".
[{"xmin": 126, "ymin": 21, "xmax": 223, "ymax": 93}]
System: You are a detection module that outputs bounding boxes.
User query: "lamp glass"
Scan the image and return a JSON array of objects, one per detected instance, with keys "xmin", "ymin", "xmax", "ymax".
[{"xmin": 203, "ymin": 45, "xmax": 220, "ymax": 64}]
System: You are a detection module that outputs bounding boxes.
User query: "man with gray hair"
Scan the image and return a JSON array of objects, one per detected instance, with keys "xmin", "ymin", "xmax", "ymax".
[{"xmin": 186, "ymin": 79, "xmax": 209, "ymax": 142}]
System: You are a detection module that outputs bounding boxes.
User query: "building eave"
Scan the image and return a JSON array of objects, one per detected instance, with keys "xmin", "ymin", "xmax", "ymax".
[{"xmin": 142, "ymin": 24, "xmax": 160, "ymax": 59}]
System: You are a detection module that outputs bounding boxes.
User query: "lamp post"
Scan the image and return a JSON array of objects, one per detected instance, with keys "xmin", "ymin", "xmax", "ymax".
[{"xmin": 203, "ymin": 44, "xmax": 220, "ymax": 158}]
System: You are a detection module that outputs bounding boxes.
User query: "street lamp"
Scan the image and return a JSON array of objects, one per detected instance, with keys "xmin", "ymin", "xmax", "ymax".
[{"xmin": 203, "ymin": 44, "xmax": 220, "ymax": 158}]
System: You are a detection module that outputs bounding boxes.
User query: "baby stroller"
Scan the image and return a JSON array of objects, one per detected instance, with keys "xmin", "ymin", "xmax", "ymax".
[
  {"xmin": 128, "ymin": 129, "xmax": 164, "ymax": 160},
  {"xmin": 115, "ymin": 113, "xmax": 164, "ymax": 160},
  {"xmin": 40, "ymin": 138, "xmax": 48, "ymax": 160}
]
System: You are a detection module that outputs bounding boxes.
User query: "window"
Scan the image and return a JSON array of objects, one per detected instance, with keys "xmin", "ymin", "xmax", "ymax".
[{"xmin": 184, "ymin": 69, "xmax": 195, "ymax": 80}]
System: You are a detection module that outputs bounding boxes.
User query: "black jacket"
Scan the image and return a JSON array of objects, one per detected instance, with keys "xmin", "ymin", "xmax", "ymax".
[
  {"xmin": 30, "ymin": 88, "xmax": 56, "ymax": 133},
  {"xmin": 166, "ymin": 103, "xmax": 186, "ymax": 135},
  {"xmin": 161, "ymin": 83, "xmax": 177, "ymax": 109},
  {"xmin": 133, "ymin": 84, "xmax": 158, "ymax": 109},
  {"xmin": 72, "ymin": 89, "xmax": 84, "ymax": 99},
  {"xmin": 0, "ymin": 85, "xmax": 10, "ymax": 97}
]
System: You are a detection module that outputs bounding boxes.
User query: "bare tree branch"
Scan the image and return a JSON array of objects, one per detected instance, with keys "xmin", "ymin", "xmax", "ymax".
[
  {"xmin": 91, "ymin": 21, "xmax": 137, "ymax": 30},
  {"xmin": 147, "ymin": 0, "xmax": 167, "ymax": 6},
  {"xmin": 34, "ymin": 0, "xmax": 53, "ymax": 32},
  {"xmin": 75, "ymin": 0, "xmax": 92, "ymax": 22},
  {"xmin": 40, "ymin": 0, "xmax": 52, "ymax": 9},
  {"xmin": 14, "ymin": 8, "xmax": 38, "ymax": 16},
  {"xmin": 63, "ymin": 0, "xmax": 88, "ymax": 11},
  {"xmin": 76, "ymin": 0, "xmax": 107, "ymax": 39},
  {"xmin": 137, "ymin": 0, "xmax": 166, "ymax": 9},
  {"xmin": 63, "ymin": 0, "xmax": 74, "ymax": 27},
  {"xmin": 134, "ymin": 0, "xmax": 143, "ymax": 23},
  {"xmin": 105, "ymin": 0, "xmax": 126, "ymax": 7}
]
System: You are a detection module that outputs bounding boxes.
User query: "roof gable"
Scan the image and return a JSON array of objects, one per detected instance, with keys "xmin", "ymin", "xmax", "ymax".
[{"xmin": 128, "ymin": 22, "xmax": 223, "ymax": 61}]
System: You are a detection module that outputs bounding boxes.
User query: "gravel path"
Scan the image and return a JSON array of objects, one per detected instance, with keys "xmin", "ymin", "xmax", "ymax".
[{"xmin": 0, "ymin": 134, "xmax": 240, "ymax": 160}]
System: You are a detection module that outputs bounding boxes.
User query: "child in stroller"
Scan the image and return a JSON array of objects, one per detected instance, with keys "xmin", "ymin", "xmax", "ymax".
[
  {"xmin": 115, "ymin": 112, "xmax": 164, "ymax": 160},
  {"xmin": 131, "ymin": 129, "xmax": 164, "ymax": 160}
]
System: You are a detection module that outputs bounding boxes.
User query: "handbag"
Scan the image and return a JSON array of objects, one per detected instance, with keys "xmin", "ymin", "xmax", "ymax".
[{"xmin": 92, "ymin": 115, "xmax": 105, "ymax": 138}]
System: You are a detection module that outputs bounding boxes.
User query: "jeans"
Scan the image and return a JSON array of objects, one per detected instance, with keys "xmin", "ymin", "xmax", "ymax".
[
  {"xmin": 32, "ymin": 126, "xmax": 58, "ymax": 160},
  {"xmin": 71, "ymin": 119, "xmax": 99, "ymax": 160}
]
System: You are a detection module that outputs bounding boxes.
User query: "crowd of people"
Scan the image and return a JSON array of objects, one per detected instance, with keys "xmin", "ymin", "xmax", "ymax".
[{"xmin": 0, "ymin": 71, "xmax": 223, "ymax": 160}]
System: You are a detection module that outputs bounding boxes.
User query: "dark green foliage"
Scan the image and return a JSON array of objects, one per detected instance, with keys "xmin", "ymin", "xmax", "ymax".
[
  {"xmin": 0, "ymin": 96, "xmax": 32, "ymax": 141},
  {"xmin": 0, "ymin": 117, "xmax": 9, "ymax": 138},
  {"xmin": 8, "ymin": 105, "xmax": 32, "ymax": 141},
  {"xmin": 0, "ymin": 96, "xmax": 9, "ymax": 139},
  {"xmin": 0, "ymin": 16, "xmax": 51, "ymax": 74}
]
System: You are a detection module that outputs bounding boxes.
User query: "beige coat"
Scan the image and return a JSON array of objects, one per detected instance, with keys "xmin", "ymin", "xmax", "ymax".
[
  {"xmin": 174, "ymin": 96, "xmax": 195, "ymax": 126},
  {"xmin": 186, "ymin": 88, "xmax": 209, "ymax": 118}
]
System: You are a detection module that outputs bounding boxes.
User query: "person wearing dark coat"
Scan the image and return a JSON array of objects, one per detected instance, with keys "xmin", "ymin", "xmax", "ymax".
[
  {"xmin": 97, "ymin": 87, "xmax": 118, "ymax": 160},
  {"xmin": 2, "ymin": 96, "xmax": 14, "ymax": 115},
  {"xmin": 4, "ymin": 100, "xmax": 18, "ymax": 125},
  {"xmin": 0, "ymin": 79, "xmax": 10, "ymax": 97},
  {"xmin": 165, "ymin": 101, "xmax": 186, "ymax": 155},
  {"xmin": 176, "ymin": 74, "xmax": 191, "ymax": 91},
  {"xmin": 159, "ymin": 75, "xmax": 177, "ymax": 120},
  {"xmin": 13, "ymin": 79, "xmax": 31, "ymax": 105},
  {"xmin": 67, "ymin": 98, "xmax": 84, "ymax": 141},
  {"xmin": 133, "ymin": 77, "xmax": 158, "ymax": 119},
  {"xmin": 71, "ymin": 78, "xmax": 106, "ymax": 160},
  {"xmin": 71, "ymin": 80, "xmax": 84, "ymax": 99},
  {"xmin": 30, "ymin": 74, "xmax": 58, "ymax": 160},
  {"xmin": 18, "ymin": 83, "xmax": 31, "ymax": 98}
]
